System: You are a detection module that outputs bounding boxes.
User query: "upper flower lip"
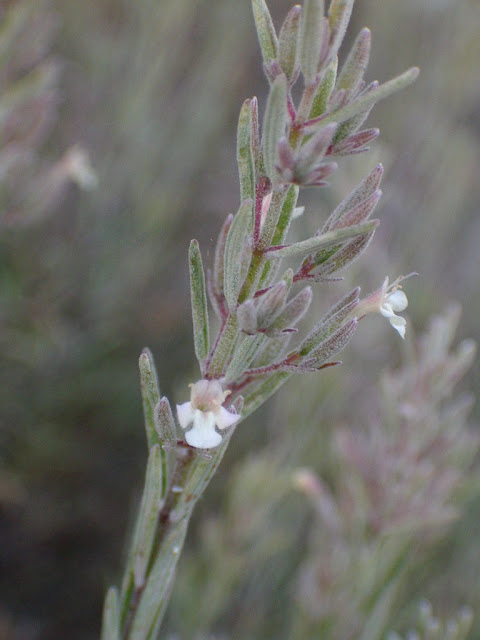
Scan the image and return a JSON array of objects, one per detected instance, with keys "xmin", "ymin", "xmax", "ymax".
[{"xmin": 379, "ymin": 276, "xmax": 410, "ymax": 339}]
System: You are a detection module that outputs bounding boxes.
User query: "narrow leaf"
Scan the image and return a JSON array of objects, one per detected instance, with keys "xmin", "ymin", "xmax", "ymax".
[
  {"xmin": 225, "ymin": 334, "xmax": 266, "ymax": 383},
  {"xmin": 251, "ymin": 0, "xmax": 278, "ymax": 66},
  {"xmin": 262, "ymin": 74, "xmax": 288, "ymax": 181},
  {"xmin": 129, "ymin": 519, "xmax": 188, "ymax": 640},
  {"xmin": 265, "ymin": 220, "xmax": 378, "ymax": 259},
  {"xmin": 258, "ymin": 184, "xmax": 291, "ymax": 253},
  {"xmin": 237, "ymin": 99, "xmax": 256, "ymax": 202},
  {"xmin": 316, "ymin": 230, "xmax": 375, "ymax": 277},
  {"xmin": 224, "ymin": 200, "xmax": 254, "ymax": 310},
  {"xmin": 100, "ymin": 587, "xmax": 120, "ymax": 640},
  {"xmin": 330, "ymin": 81, "xmax": 376, "ymax": 144},
  {"xmin": 154, "ymin": 397, "xmax": 177, "ymax": 493},
  {"xmin": 258, "ymin": 185, "xmax": 299, "ymax": 288},
  {"xmin": 131, "ymin": 445, "xmax": 163, "ymax": 589},
  {"xmin": 139, "ymin": 349, "xmax": 161, "ymax": 449},
  {"xmin": 310, "ymin": 57, "xmax": 338, "ymax": 119},
  {"xmin": 154, "ymin": 397, "xmax": 177, "ymax": 449},
  {"xmin": 296, "ymin": 122, "xmax": 337, "ymax": 172},
  {"xmin": 278, "ymin": 5, "xmax": 302, "ymax": 82},
  {"xmin": 303, "ymin": 317, "xmax": 358, "ymax": 366},
  {"xmin": 242, "ymin": 371, "xmax": 291, "ymax": 418},
  {"xmin": 270, "ymin": 184, "xmax": 299, "ymax": 248},
  {"xmin": 337, "ymin": 27, "xmax": 371, "ymax": 93},
  {"xmin": 254, "ymin": 332, "xmax": 292, "ymax": 367},
  {"xmin": 323, "ymin": 163, "xmax": 383, "ymax": 231},
  {"xmin": 256, "ymin": 280, "xmax": 288, "ymax": 328},
  {"xmin": 332, "ymin": 188, "xmax": 382, "ymax": 229},
  {"xmin": 237, "ymin": 299, "xmax": 258, "ymax": 334},
  {"xmin": 298, "ymin": 287, "xmax": 360, "ymax": 356},
  {"xmin": 328, "ymin": 0, "xmax": 355, "ymax": 61},
  {"xmin": 212, "ymin": 214, "xmax": 233, "ymax": 309},
  {"xmin": 189, "ymin": 240, "xmax": 209, "ymax": 364},
  {"xmin": 331, "ymin": 127, "xmax": 379, "ymax": 155},
  {"xmin": 300, "ymin": 0, "xmax": 325, "ymax": 81},
  {"xmin": 317, "ymin": 67, "xmax": 420, "ymax": 128},
  {"xmin": 271, "ymin": 286, "xmax": 313, "ymax": 331}
]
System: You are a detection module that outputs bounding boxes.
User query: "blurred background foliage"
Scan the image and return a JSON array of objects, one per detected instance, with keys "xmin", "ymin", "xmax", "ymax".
[{"xmin": 0, "ymin": 0, "xmax": 478, "ymax": 639}]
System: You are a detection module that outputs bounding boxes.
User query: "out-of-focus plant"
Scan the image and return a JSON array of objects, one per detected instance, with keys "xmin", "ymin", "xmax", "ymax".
[
  {"xmin": 0, "ymin": 1, "xmax": 96, "ymax": 228},
  {"xmin": 100, "ymin": 1, "xmax": 420, "ymax": 638},
  {"xmin": 163, "ymin": 307, "xmax": 477, "ymax": 640},
  {"xmin": 292, "ymin": 306, "xmax": 478, "ymax": 640},
  {"xmin": 387, "ymin": 600, "xmax": 473, "ymax": 640}
]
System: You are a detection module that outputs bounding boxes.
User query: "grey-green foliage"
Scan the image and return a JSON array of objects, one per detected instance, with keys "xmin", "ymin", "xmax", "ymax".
[
  {"xmin": 189, "ymin": 239, "xmax": 210, "ymax": 367},
  {"xmin": 100, "ymin": 0, "xmax": 422, "ymax": 637}
]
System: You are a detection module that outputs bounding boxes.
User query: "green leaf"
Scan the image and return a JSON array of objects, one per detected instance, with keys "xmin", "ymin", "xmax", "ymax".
[
  {"xmin": 256, "ymin": 271, "xmax": 292, "ymax": 328},
  {"xmin": 254, "ymin": 332, "xmax": 292, "ymax": 367},
  {"xmin": 298, "ymin": 287, "xmax": 359, "ymax": 356},
  {"xmin": 313, "ymin": 67, "xmax": 420, "ymax": 129},
  {"xmin": 237, "ymin": 99, "xmax": 256, "ymax": 202},
  {"xmin": 259, "ymin": 184, "xmax": 299, "ymax": 288},
  {"xmin": 129, "ymin": 519, "xmax": 189, "ymax": 640},
  {"xmin": 255, "ymin": 280, "xmax": 287, "ymax": 325},
  {"xmin": 100, "ymin": 587, "xmax": 120, "ymax": 640},
  {"xmin": 154, "ymin": 397, "xmax": 177, "ymax": 494},
  {"xmin": 225, "ymin": 334, "xmax": 266, "ymax": 383},
  {"xmin": 278, "ymin": 5, "xmax": 302, "ymax": 82},
  {"xmin": 300, "ymin": 0, "xmax": 326, "ymax": 81},
  {"xmin": 322, "ymin": 163, "xmax": 383, "ymax": 232},
  {"xmin": 139, "ymin": 349, "xmax": 161, "ymax": 449},
  {"xmin": 315, "ymin": 230, "xmax": 376, "ymax": 277},
  {"xmin": 242, "ymin": 371, "xmax": 291, "ymax": 418},
  {"xmin": 154, "ymin": 397, "xmax": 177, "ymax": 452},
  {"xmin": 237, "ymin": 299, "xmax": 258, "ymax": 334},
  {"xmin": 211, "ymin": 214, "xmax": 233, "ymax": 318},
  {"xmin": 224, "ymin": 200, "xmax": 254, "ymax": 311},
  {"xmin": 310, "ymin": 57, "xmax": 338, "ymax": 119},
  {"xmin": 303, "ymin": 317, "xmax": 357, "ymax": 366},
  {"xmin": 262, "ymin": 74, "xmax": 288, "ymax": 181},
  {"xmin": 328, "ymin": 0, "xmax": 355, "ymax": 61},
  {"xmin": 131, "ymin": 445, "xmax": 163, "ymax": 589},
  {"xmin": 189, "ymin": 239, "xmax": 210, "ymax": 365},
  {"xmin": 251, "ymin": 0, "xmax": 278, "ymax": 66},
  {"xmin": 271, "ymin": 286, "xmax": 313, "ymax": 332},
  {"xmin": 337, "ymin": 27, "xmax": 371, "ymax": 93},
  {"xmin": 265, "ymin": 220, "xmax": 378, "ymax": 259}
]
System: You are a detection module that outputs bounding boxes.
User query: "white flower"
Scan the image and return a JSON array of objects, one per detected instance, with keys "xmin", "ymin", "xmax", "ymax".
[
  {"xmin": 379, "ymin": 277, "xmax": 409, "ymax": 339},
  {"xmin": 176, "ymin": 379, "xmax": 240, "ymax": 449},
  {"xmin": 356, "ymin": 275, "xmax": 412, "ymax": 339}
]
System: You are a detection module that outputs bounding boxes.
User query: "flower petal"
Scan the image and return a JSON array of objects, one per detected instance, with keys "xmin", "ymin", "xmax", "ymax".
[
  {"xmin": 379, "ymin": 302, "xmax": 395, "ymax": 319},
  {"xmin": 215, "ymin": 406, "xmax": 241, "ymax": 431},
  {"xmin": 185, "ymin": 410, "xmax": 222, "ymax": 449},
  {"xmin": 389, "ymin": 315, "xmax": 406, "ymax": 339},
  {"xmin": 176, "ymin": 402, "xmax": 194, "ymax": 429},
  {"xmin": 387, "ymin": 289, "xmax": 408, "ymax": 312}
]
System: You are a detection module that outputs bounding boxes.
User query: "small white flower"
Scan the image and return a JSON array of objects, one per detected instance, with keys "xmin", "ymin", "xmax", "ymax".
[
  {"xmin": 379, "ymin": 277, "xmax": 409, "ymax": 339},
  {"xmin": 356, "ymin": 275, "xmax": 412, "ymax": 339},
  {"xmin": 176, "ymin": 379, "xmax": 240, "ymax": 449}
]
